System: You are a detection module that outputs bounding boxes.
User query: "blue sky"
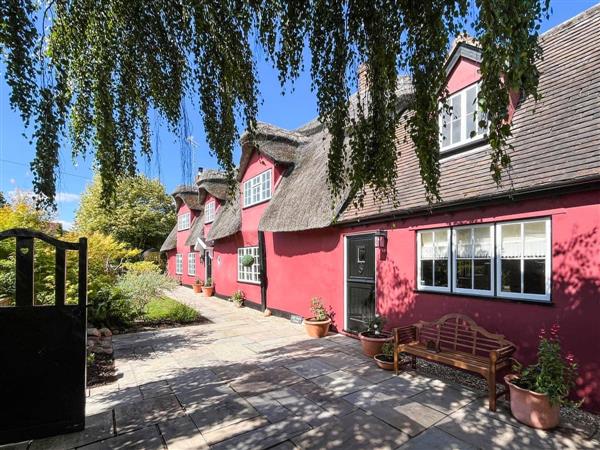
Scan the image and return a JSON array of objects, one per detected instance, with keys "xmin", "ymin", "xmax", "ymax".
[{"xmin": 0, "ymin": 0, "xmax": 597, "ymax": 229}]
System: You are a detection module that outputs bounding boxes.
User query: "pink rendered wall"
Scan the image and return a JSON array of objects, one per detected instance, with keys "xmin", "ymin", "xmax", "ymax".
[{"xmin": 165, "ymin": 202, "xmax": 205, "ymax": 285}]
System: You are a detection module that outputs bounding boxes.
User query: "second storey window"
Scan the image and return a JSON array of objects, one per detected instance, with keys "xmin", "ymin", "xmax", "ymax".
[
  {"xmin": 238, "ymin": 247, "xmax": 260, "ymax": 283},
  {"xmin": 178, "ymin": 212, "xmax": 191, "ymax": 231},
  {"xmin": 417, "ymin": 229, "xmax": 450, "ymax": 291},
  {"xmin": 205, "ymin": 201, "xmax": 215, "ymax": 223},
  {"xmin": 243, "ymin": 169, "xmax": 272, "ymax": 207},
  {"xmin": 188, "ymin": 252, "xmax": 196, "ymax": 276},
  {"xmin": 175, "ymin": 254, "xmax": 183, "ymax": 274},
  {"xmin": 440, "ymin": 83, "xmax": 486, "ymax": 151}
]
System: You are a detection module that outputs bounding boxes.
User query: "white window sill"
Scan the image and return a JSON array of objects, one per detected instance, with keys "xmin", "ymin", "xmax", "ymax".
[{"xmin": 440, "ymin": 136, "xmax": 486, "ymax": 153}]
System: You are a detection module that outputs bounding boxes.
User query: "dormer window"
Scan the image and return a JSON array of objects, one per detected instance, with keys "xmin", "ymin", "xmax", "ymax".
[
  {"xmin": 243, "ymin": 169, "xmax": 272, "ymax": 208},
  {"xmin": 205, "ymin": 201, "xmax": 215, "ymax": 224},
  {"xmin": 177, "ymin": 212, "xmax": 191, "ymax": 231},
  {"xmin": 440, "ymin": 83, "xmax": 486, "ymax": 151}
]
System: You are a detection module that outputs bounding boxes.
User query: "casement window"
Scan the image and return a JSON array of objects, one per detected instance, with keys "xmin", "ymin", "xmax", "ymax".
[
  {"xmin": 175, "ymin": 254, "xmax": 183, "ymax": 274},
  {"xmin": 440, "ymin": 83, "xmax": 486, "ymax": 151},
  {"xmin": 237, "ymin": 247, "xmax": 261, "ymax": 284},
  {"xmin": 496, "ymin": 219, "xmax": 551, "ymax": 301},
  {"xmin": 417, "ymin": 229, "xmax": 451, "ymax": 292},
  {"xmin": 205, "ymin": 201, "xmax": 215, "ymax": 224},
  {"xmin": 187, "ymin": 252, "xmax": 196, "ymax": 276},
  {"xmin": 453, "ymin": 225, "xmax": 494, "ymax": 295},
  {"xmin": 178, "ymin": 212, "xmax": 191, "ymax": 231},
  {"xmin": 243, "ymin": 169, "xmax": 272, "ymax": 207},
  {"xmin": 416, "ymin": 218, "xmax": 551, "ymax": 302}
]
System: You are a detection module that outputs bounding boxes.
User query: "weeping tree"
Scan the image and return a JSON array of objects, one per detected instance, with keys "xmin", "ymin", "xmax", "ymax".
[{"xmin": 0, "ymin": 0, "xmax": 550, "ymax": 210}]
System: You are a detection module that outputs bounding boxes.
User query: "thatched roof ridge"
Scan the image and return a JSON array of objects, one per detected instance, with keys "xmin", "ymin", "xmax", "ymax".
[
  {"xmin": 184, "ymin": 214, "xmax": 205, "ymax": 247},
  {"xmin": 159, "ymin": 224, "xmax": 177, "ymax": 252},
  {"xmin": 172, "ymin": 184, "xmax": 202, "ymax": 210},
  {"xmin": 197, "ymin": 169, "xmax": 229, "ymax": 201},
  {"xmin": 206, "ymin": 190, "xmax": 241, "ymax": 241},
  {"xmin": 237, "ymin": 121, "xmax": 307, "ymax": 181}
]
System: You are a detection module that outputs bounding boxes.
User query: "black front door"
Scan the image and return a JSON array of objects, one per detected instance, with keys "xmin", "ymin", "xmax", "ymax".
[
  {"xmin": 346, "ymin": 235, "xmax": 376, "ymax": 333},
  {"xmin": 205, "ymin": 251, "xmax": 212, "ymax": 280}
]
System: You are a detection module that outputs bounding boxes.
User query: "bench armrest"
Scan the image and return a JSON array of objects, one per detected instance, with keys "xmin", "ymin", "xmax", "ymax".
[
  {"xmin": 393, "ymin": 325, "xmax": 416, "ymax": 345},
  {"xmin": 490, "ymin": 344, "xmax": 516, "ymax": 362}
]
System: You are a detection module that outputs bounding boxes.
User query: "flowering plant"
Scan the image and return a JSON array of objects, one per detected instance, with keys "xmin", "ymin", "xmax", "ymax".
[
  {"xmin": 366, "ymin": 314, "xmax": 387, "ymax": 336},
  {"xmin": 310, "ymin": 297, "xmax": 329, "ymax": 321},
  {"xmin": 512, "ymin": 324, "xmax": 579, "ymax": 406},
  {"xmin": 230, "ymin": 290, "xmax": 245, "ymax": 306}
]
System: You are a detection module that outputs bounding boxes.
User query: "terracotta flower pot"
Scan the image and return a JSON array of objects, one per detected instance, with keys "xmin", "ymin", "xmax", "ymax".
[
  {"xmin": 303, "ymin": 318, "xmax": 331, "ymax": 338},
  {"xmin": 358, "ymin": 331, "xmax": 393, "ymax": 357},
  {"xmin": 202, "ymin": 286, "xmax": 214, "ymax": 297},
  {"xmin": 505, "ymin": 374, "xmax": 560, "ymax": 430},
  {"xmin": 193, "ymin": 284, "xmax": 202, "ymax": 294},
  {"xmin": 374, "ymin": 354, "xmax": 395, "ymax": 371}
]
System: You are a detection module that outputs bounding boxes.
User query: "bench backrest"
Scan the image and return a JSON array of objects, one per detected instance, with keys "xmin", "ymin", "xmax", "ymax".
[{"xmin": 415, "ymin": 313, "xmax": 515, "ymax": 357}]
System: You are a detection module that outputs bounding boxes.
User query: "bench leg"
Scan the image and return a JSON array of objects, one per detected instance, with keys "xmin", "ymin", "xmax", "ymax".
[
  {"xmin": 394, "ymin": 347, "xmax": 399, "ymax": 375},
  {"xmin": 487, "ymin": 371, "xmax": 497, "ymax": 412}
]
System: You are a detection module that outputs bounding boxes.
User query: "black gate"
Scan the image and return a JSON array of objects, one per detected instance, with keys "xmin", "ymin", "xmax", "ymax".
[
  {"xmin": 346, "ymin": 235, "xmax": 376, "ymax": 333},
  {"xmin": 0, "ymin": 229, "xmax": 87, "ymax": 445}
]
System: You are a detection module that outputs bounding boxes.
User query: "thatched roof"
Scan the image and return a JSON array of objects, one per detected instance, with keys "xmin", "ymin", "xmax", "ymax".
[
  {"xmin": 172, "ymin": 185, "xmax": 202, "ymax": 210},
  {"xmin": 258, "ymin": 78, "xmax": 414, "ymax": 233},
  {"xmin": 237, "ymin": 122, "xmax": 306, "ymax": 181},
  {"xmin": 206, "ymin": 190, "xmax": 241, "ymax": 241},
  {"xmin": 197, "ymin": 169, "xmax": 229, "ymax": 201},
  {"xmin": 159, "ymin": 224, "xmax": 177, "ymax": 252},
  {"xmin": 184, "ymin": 214, "xmax": 205, "ymax": 247}
]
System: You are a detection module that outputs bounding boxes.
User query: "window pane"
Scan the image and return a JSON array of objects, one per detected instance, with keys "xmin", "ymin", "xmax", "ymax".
[
  {"xmin": 440, "ymin": 110, "xmax": 451, "ymax": 148},
  {"xmin": 524, "ymin": 222, "xmax": 547, "ymax": 258},
  {"xmin": 473, "ymin": 259, "xmax": 491, "ymax": 290},
  {"xmin": 451, "ymin": 95, "xmax": 462, "ymax": 119},
  {"xmin": 501, "ymin": 259, "xmax": 521, "ymax": 293},
  {"xmin": 524, "ymin": 259, "xmax": 546, "ymax": 294},
  {"xmin": 466, "ymin": 112, "xmax": 476, "ymax": 139},
  {"xmin": 421, "ymin": 260, "xmax": 433, "ymax": 286},
  {"xmin": 456, "ymin": 259, "xmax": 472, "ymax": 289},
  {"xmin": 456, "ymin": 229, "xmax": 472, "ymax": 258},
  {"xmin": 434, "ymin": 260, "xmax": 448, "ymax": 287},
  {"xmin": 420, "ymin": 232, "xmax": 434, "ymax": 259},
  {"xmin": 474, "ymin": 226, "xmax": 492, "ymax": 258},
  {"xmin": 451, "ymin": 117, "xmax": 462, "ymax": 144},
  {"xmin": 501, "ymin": 224, "xmax": 522, "ymax": 258},
  {"xmin": 466, "ymin": 86, "xmax": 477, "ymax": 114},
  {"xmin": 434, "ymin": 230, "xmax": 448, "ymax": 259}
]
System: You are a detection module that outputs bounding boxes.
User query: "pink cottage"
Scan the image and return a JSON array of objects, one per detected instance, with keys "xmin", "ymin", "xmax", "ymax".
[{"xmin": 162, "ymin": 6, "xmax": 600, "ymax": 411}]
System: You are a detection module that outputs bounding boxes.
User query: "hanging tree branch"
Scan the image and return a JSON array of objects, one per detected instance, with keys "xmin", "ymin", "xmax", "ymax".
[{"xmin": 0, "ymin": 0, "xmax": 550, "ymax": 210}]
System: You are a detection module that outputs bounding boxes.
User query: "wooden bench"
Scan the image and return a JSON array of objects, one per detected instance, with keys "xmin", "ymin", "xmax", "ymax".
[{"xmin": 393, "ymin": 313, "xmax": 516, "ymax": 411}]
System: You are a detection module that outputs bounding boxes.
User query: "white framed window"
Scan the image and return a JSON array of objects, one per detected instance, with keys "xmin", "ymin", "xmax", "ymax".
[
  {"xmin": 175, "ymin": 254, "xmax": 183, "ymax": 274},
  {"xmin": 440, "ymin": 83, "xmax": 486, "ymax": 151},
  {"xmin": 178, "ymin": 212, "xmax": 191, "ymax": 231},
  {"xmin": 237, "ymin": 247, "xmax": 261, "ymax": 284},
  {"xmin": 243, "ymin": 169, "xmax": 272, "ymax": 207},
  {"xmin": 188, "ymin": 252, "xmax": 196, "ymax": 276},
  {"xmin": 205, "ymin": 201, "xmax": 215, "ymax": 223},
  {"xmin": 496, "ymin": 219, "xmax": 551, "ymax": 302},
  {"xmin": 452, "ymin": 224, "xmax": 494, "ymax": 295},
  {"xmin": 417, "ymin": 228, "xmax": 451, "ymax": 292}
]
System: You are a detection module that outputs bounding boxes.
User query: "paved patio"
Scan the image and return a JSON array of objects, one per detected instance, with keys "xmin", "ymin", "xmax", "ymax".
[{"xmin": 11, "ymin": 286, "xmax": 599, "ymax": 449}]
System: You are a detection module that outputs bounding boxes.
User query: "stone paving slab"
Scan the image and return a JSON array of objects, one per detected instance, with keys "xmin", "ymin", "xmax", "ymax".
[{"xmin": 19, "ymin": 287, "xmax": 598, "ymax": 449}]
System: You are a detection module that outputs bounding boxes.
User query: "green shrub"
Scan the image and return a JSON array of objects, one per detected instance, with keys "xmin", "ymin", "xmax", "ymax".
[
  {"xmin": 230, "ymin": 290, "xmax": 245, "ymax": 306},
  {"xmin": 116, "ymin": 270, "xmax": 176, "ymax": 317},
  {"xmin": 310, "ymin": 297, "xmax": 329, "ymax": 321},
  {"xmin": 381, "ymin": 342, "xmax": 394, "ymax": 358},
  {"xmin": 123, "ymin": 260, "xmax": 161, "ymax": 274},
  {"xmin": 88, "ymin": 287, "xmax": 137, "ymax": 328},
  {"xmin": 145, "ymin": 297, "xmax": 199, "ymax": 324}
]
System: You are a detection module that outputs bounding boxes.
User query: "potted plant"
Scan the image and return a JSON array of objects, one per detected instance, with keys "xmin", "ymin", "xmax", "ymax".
[
  {"xmin": 374, "ymin": 342, "xmax": 395, "ymax": 371},
  {"xmin": 358, "ymin": 314, "xmax": 393, "ymax": 357},
  {"xmin": 505, "ymin": 324, "xmax": 578, "ymax": 430},
  {"xmin": 230, "ymin": 290, "xmax": 245, "ymax": 308},
  {"xmin": 202, "ymin": 278, "xmax": 214, "ymax": 297},
  {"xmin": 193, "ymin": 278, "xmax": 203, "ymax": 294},
  {"xmin": 241, "ymin": 254, "xmax": 255, "ymax": 267},
  {"xmin": 303, "ymin": 297, "xmax": 331, "ymax": 338}
]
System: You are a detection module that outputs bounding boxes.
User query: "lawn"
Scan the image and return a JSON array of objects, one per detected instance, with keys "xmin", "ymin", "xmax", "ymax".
[{"xmin": 144, "ymin": 297, "xmax": 200, "ymax": 325}]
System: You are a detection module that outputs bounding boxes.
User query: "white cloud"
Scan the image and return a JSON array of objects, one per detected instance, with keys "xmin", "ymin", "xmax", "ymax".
[
  {"xmin": 57, "ymin": 220, "xmax": 74, "ymax": 231},
  {"xmin": 55, "ymin": 192, "xmax": 80, "ymax": 203}
]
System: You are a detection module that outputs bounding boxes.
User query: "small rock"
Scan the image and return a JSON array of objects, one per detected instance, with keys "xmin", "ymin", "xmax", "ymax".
[
  {"xmin": 99, "ymin": 327, "xmax": 112, "ymax": 337},
  {"xmin": 112, "ymin": 329, "xmax": 120, "ymax": 335},
  {"xmin": 87, "ymin": 327, "xmax": 100, "ymax": 337},
  {"xmin": 263, "ymin": 308, "xmax": 272, "ymax": 317}
]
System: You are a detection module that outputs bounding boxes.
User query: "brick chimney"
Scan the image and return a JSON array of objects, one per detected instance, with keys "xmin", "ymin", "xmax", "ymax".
[{"xmin": 357, "ymin": 62, "xmax": 369, "ymax": 107}]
